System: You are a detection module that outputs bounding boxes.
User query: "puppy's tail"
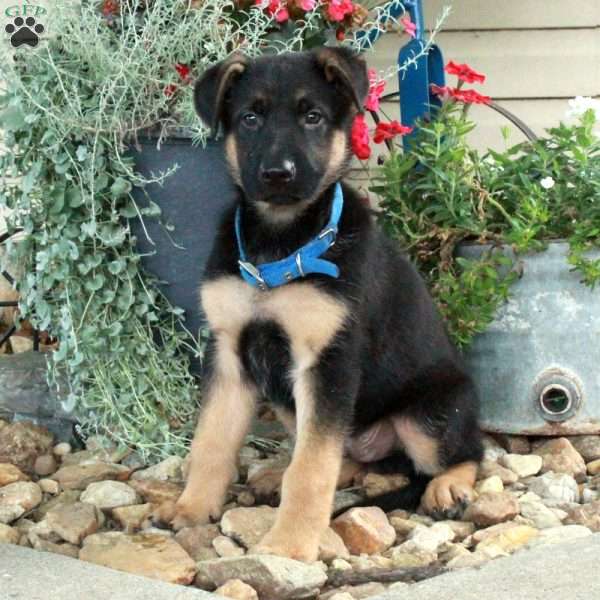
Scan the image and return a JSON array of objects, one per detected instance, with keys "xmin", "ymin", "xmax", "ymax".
[
  {"xmin": 333, "ymin": 474, "xmax": 430, "ymax": 517},
  {"xmin": 332, "ymin": 451, "xmax": 431, "ymax": 517}
]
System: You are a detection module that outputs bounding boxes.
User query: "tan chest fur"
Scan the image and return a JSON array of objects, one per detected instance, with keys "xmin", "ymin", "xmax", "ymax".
[{"xmin": 201, "ymin": 276, "xmax": 349, "ymax": 368}]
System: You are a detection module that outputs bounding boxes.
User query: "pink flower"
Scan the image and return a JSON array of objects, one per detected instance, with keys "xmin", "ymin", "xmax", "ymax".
[
  {"xmin": 351, "ymin": 114, "xmax": 371, "ymax": 160},
  {"xmin": 430, "ymin": 84, "xmax": 453, "ymax": 100},
  {"xmin": 400, "ymin": 15, "xmax": 416, "ymax": 38},
  {"xmin": 373, "ymin": 120, "xmax": 413, "ymax": 143},
  {"xmin": 327, "ymin": 0, "xmax": 354, "ymax": 22},
  {"xmin": 364, "ymin": 69, "xmax": 386, "ymax": 112},
  {"xmin": 299, "ymin": 0, "xmax": 316, "ymax": 10}
]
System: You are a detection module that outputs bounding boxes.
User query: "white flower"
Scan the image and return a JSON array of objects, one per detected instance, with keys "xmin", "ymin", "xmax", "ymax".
[
  {"xmin": 540, "ymin": 176, "xmax": 555, "ymax": 190},
  {"xmin": 566, "ymin": 182, "xmax": 575, "ymax": 189},
  {"xmin": 565, "ymin": 96, "xmax": 600, "ymax": 121}
]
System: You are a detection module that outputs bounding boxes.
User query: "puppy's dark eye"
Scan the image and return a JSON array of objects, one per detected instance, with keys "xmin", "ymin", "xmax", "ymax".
[
  {"xmin": 305, "ymin": 110, "xmax": 322, "ymax": 125},
  {"xmin": 242, "ymin": 112, "xmax": 259, "ymax": 127}
]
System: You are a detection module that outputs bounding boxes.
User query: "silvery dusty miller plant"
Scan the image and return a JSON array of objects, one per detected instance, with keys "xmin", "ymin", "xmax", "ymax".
[{"xmin": 0, "ymin": 0, "xmax": 439, "ymax": 458}]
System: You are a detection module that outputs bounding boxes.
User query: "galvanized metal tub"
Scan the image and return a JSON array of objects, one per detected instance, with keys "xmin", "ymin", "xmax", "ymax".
[{"xmin": 459, "ymin": 241, "xmax": 600, "ymax": 436}]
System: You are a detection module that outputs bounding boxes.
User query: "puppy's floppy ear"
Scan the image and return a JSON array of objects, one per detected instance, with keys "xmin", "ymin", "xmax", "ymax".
[
  {"xmin": 194, "ymin": 52, "xmax": 248, "ymax": 136},
  {"xmin": 315, "ymin": 47, "xmax": 369, "ymax": 112}
]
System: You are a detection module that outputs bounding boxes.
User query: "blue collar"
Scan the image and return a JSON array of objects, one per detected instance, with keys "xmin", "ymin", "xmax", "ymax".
[{"xmin": 234, "ymin": 183, "xmax": 344, "ymax": 291}]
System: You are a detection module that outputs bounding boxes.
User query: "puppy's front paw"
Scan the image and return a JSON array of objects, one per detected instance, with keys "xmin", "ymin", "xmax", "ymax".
[
  {"xmin": 152, "ymin": 495, "xmax": 223, "ymax": 531},
  {"xmin": 422, "ymin": 475, "xmax": 476, "ymax": 520},
  {"xmin": 251, "ymin": 528, "xmax": 319, "ymax": 562}
]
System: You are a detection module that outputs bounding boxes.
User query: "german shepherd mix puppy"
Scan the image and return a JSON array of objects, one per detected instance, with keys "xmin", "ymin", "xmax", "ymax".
[{"xmin": 156, "ymin": 48, "xmax": 483, "ymax": 561}]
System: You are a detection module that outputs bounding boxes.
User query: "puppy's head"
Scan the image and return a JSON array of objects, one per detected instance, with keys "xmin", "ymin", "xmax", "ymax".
[{"xmin": 195, "ymin": 48, "xmax": 368, "ymax": 222}]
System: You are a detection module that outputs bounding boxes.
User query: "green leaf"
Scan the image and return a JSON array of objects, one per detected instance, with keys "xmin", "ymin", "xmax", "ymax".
[
  {"xmin": 66, "ymin": 187, "xmax": 84, "ymax": 207},
  {"xmin": 110, "ymin": 177, "xmax": 132, "ymax": 198},
  {"xmin": 0, "ymin": 105, "xmax": 26, "ymax": 131}
]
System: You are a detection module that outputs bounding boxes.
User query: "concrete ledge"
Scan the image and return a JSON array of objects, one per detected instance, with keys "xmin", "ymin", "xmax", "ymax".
[
  {"xmin": 371, "ymin": 533, "xmax": 600, "ymax": 600},
  {"xmin": 0, "ymin": 544, "xmax": 220, "ymax": 600}
]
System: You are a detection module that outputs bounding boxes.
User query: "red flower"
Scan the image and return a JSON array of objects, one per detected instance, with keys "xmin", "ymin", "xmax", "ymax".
[
  {"xmin": 430, "ymin": 84, "xmax": 491, "ymax": 105},
  {"xmin": 335, "ymin": 27, "xmax": 345, "ymax": 41},
  {"xmin": 400, "ymin": 15, "xmax": 416, "ymax": 39},
  {"xmin": 255, "ymin": 0, "xmax": 289, "ymax": 22},
  {"xmin": 445, "ymin": 61, "xmax": 486, "ymax": 84},
  {"xmin": 327, "ymin": 0, "xmax": 354, "ymax": 22},
  {"xmin": 364, "ymin": 69, "xmax": 386, "ymax": 112},
  {"xmin": 175, "ymin": 64, "xmax": 191, "ymax": 83},
  {"xmin": 164, "ymin": 84, "xmax": 177, "ymax": 98},
  {"xmin": 373, "ymin": 120, "xmax": 413, "ymax": 144},
  {"xmin": 351, "ymin": 114, "xmax": 371, "ymax": 160},
  {"xmin": 102, "ymin": 0, "xmax": 119, "ymax": 16},
  {"xmin": 452, "ymin": 88, "xmax": 492, "ymax": 105}
]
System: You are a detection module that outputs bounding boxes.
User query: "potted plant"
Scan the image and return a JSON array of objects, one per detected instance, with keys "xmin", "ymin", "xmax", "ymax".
[
  {"xmin": 370, "ymin": 63, "xmax": 600, "ymax": 437},
  {"xmin": 0, "ymin": 0, "xmax": 432, "ymax": 457}
]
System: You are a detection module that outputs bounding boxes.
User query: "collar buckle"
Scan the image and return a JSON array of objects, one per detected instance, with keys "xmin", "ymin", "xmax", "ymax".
[
  {"xmin": 318, "ymin": 227, "xmax": 337, "ymax": 246},
  {"xmin": 238, "ymin": 260, "xmax": 268, "ymax": 291}
]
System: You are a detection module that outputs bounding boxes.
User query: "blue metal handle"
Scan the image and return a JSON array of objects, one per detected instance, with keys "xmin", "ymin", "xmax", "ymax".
[{"xmin": 398, "ymin": 0, "xmax": 445, "ymax": 148}]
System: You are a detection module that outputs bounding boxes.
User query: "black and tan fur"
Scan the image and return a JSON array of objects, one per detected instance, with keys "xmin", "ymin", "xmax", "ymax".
[{"xmin": 155, "ymin": 48, "xmax": 483, "ymax": 561}]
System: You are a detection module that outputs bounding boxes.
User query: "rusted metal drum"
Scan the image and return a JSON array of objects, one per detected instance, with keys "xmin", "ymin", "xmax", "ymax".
[{"xmin": 460, "ymin": 241, "xmax": 600, "ymax": 436}]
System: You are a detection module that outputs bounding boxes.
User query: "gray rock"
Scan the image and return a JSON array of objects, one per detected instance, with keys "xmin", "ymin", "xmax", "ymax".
[
  {"xmin": 528, "ymin": 472, "xmax": 579, "ymax": 503},
  {"xmin": 194, "ymin": 555, "xmax": 327, "ymax": 600},
  {"xmin": 0, "ymin": 482, "xmax": 42, "ymax": 524}
]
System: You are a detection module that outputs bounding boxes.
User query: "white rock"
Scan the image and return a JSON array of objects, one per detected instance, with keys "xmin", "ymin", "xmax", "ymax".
[
  {"xmin": 528, "ymin": 472, "xmax": 579, "ymax": 504},
  {"xmin": 519, "ymin": 499, "xmax": 563, "ymax": 529},
  {"xmin": 330, "ymin": 558, "xmax": 352, "ymax": 571},
  {"xmin": 80, "ymin": 481, "xmax": 140, "ymax": 510},
  {"xmin": 53, "ymin": 442, "xmax": 72, "ymax": 457},
  {"xmin": 476, "ymin": 476, "xmax": 504, "ymax": 494},
  {"xmin": 400, "ymin": 522, "xmax": 455, "ymax": 553},
  {"xmin": 500, "ymin": 454, "xmax": 543, "ymax": 478}
]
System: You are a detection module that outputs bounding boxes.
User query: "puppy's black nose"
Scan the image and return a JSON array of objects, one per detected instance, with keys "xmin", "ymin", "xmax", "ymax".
[{"xmin": 260, "ymin": 161, "xmax": 296, "ymax": 185}]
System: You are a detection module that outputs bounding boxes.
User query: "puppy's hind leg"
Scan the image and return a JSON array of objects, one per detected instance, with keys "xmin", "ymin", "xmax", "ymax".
[{"xmin": 393, "ymin": 372, "xmax": 483, "ymax": 520}]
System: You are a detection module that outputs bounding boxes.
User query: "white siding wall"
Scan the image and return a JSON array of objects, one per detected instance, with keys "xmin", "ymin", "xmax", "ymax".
[{"xmin": 366, "ymin": 0, "xmax": 600, "ymax": 151}]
